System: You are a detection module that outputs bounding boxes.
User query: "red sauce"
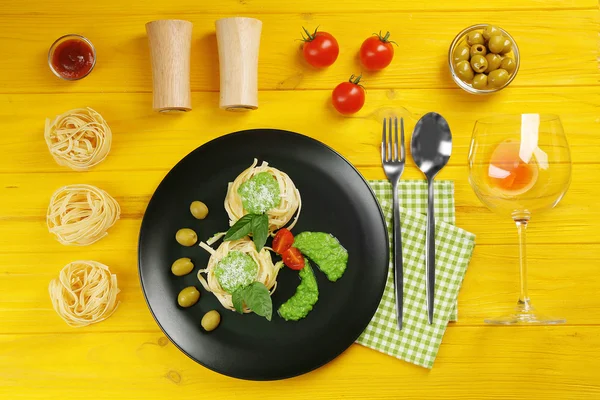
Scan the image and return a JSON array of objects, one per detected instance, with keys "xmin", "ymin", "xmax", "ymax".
[{"xmin": 51, "ymin": 39, "xmax": 95, "ymax": 79}]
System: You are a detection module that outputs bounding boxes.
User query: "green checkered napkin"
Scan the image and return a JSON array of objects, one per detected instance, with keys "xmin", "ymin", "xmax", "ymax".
[{"xmin": 356, "ymin": 180, "xmax": 475, "ymax": 369}]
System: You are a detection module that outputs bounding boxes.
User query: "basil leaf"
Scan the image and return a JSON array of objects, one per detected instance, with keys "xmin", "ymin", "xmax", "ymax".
[
  {"xmin": 243, "ymin": 282, "xmax": 272, "ymax": 321},
  {"xmin": 231, "ymin": 289, "xmax": 244, "ymax": 314},
  {"xmin": 251, "ymin": 213, "xmax": 269, "ymax": 251},
  {"xmin": 224, "ymin": 214, "xmax": 254, "ymax": 241}
]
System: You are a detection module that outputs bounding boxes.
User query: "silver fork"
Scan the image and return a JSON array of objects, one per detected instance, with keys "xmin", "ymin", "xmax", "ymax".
[{"xmin": 381, "ymin": 117, "xmax": 405, "ymax": 331}]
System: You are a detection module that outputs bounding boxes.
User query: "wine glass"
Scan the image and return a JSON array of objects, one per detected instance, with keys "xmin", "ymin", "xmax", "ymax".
[{"xmin": 468, "ymin": 114, "xmax": 571, "ymax": 325}]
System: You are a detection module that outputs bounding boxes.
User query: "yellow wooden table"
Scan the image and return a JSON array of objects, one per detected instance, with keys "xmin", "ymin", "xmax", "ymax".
[{"xmin": 1, "ymin": 0, "xmax": 599, "ymax": 398}]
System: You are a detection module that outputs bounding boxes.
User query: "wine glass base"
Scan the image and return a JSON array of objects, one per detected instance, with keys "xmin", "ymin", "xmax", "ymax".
[{"xmin": 484, "ymin": 305, "xmax": 566, "ymax": 325}]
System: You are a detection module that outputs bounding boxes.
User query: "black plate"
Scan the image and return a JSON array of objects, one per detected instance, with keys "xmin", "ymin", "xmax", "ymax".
[{"xmin": 138, "ymin": 129, "xmax": 389, "ymax": 380}]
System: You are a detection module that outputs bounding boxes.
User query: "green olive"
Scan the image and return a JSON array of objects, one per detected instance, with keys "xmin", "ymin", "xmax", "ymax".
[
  {"xmin": 470, "ymin": 44, "xmax": 487, "ymax": 57},
  {"xmin": 466, "ymin": 31, "xmax": 484, "ymax": 46},
  {"xmin": 482, "ymin": 25, "xmax": 502, "ymax": 40},
  {"xmin": 488, "ymin": 35, "xmax": 506, "ymax": 54},
  {"xmin": 470, "ymin": 55, "xmax": 488, "ymax": 73},
  {"xmin": 455, "ymin": 60, "xmax": 474, "ymax": 82},
  {"xmin": 176, "ymin": 228, "xmax": 197, "ymax": 247},
  {"xmin": 201, "ymin": 310, "xmax": 221, "ymax": 332},
  {"xmin": 500, "ymin": 57, "xmax": 516, "ymax": 74},
  {"xmin": 485, "ymin": 53, "xmax": 503, "ymax": 73},
  {"xmin": 472, "ymin": 74, "xmax": 488, "ymax": 90},
  {"xmin": 488, "ymin": 69, "xmax": 510, "ymax": 88},
  {"xmin": 190, "ymin": 201, "xmax": 209, "ymax": 220},
  {"xmin": 500, "ymin": 38, "xmax": 513, "ymax": 55},
  {"xmin": 171, "ymin": 257, "xmax": 194, "ymax": 276},
  {"xmin": 453, "ymin": 45, "xmax": 471, "ymax": 63},
  {"xmin": 178, "ymin": 286, "xmax": 200, "ymax": 308}
]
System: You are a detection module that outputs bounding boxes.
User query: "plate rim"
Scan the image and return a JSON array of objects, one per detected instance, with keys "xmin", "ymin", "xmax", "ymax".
[{"xmin": 137, "ymin": 128, "xmax": 390, "ymax": 380}]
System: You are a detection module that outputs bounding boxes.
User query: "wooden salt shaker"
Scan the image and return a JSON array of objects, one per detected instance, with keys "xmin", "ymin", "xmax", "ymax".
[
  {"xmin": 146, "ymin": 20, "xmax": 193, "ymax": 112},
  {"xmin": 215, "ymin": 17, "xmax": 262, "ymax": 111}
]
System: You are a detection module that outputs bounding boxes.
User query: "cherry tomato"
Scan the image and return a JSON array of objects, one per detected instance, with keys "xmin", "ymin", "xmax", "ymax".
[
  {"xmin": 301, "ymin": 27, "xmax": 339, "ymax": 68},
  {"xmin": 360, "ymin": 31, "xmax": 396, "ymax": 71},
  {"xmin": 272, "ymin": 228, "xmax": 294, "ymax": 254},
  {"xmin": 332, "ymin": 74, "xmax": 365, "ymax": 115},
  {"xmin": 282, "ymin": 248, "xmax": 305, "ymax": 270}
]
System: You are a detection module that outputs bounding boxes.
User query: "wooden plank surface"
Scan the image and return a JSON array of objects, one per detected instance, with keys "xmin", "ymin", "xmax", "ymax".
[
  {"xmin": 0, "ymin": 10, "xmax": 598, "ymax": 93},
  {"xmin": 0, "ymin": 0, "xmax": 599, "ymax": 398},
  {"xmin": 1, "ymin": 327, "xmax": 599, "ymax": 399}
]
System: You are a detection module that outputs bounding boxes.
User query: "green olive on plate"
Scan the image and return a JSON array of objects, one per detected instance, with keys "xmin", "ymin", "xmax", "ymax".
[
  {"xmin": 178, "ymin": 286, "xmax": 200, "ymax": 308},
  {"xmin": 501, "ymin": 57, "xmax": 516, "ymax": 73},
  {"xmin": 455, "ymin": 60, "xmax": 475, "ymax": 82},
  {"xmin": 453, "ymin": 45, "xmax": 471, "ymax": 63},
  {"xmin": 190, "ymin": 201, "xmax": 209, "ymax": 220},
  {"xmin": 488, "ymin": 35, "xmax": 506, "ymax": 54},
  {"xmin": 488, "ymin": 69, "xmax": 510, "ymax": 88},
  {"xmin": 201, "ymin": 310, "xmax": 221, "ymax": 331},
  {"xmin": 176, "ymin": 228, "xmax": 197, "ymax": 247},
  {"xmin": 171, "ymin": 257, "xmax": 194, "ymax": 276},
  {"xmin": 470, "ymin": 44, "xmax": 487, "ymax": 57},
  {"xmin": 485, "ymin": 53, "xmax": 503, "ymax": 72},
  {"xmin": 470, "ymin": 55, "xmax": 488, "ymax": 73},
  {"xmin": 482, "ymin": 25, "xmax": 502, "ymax": 40},
  {"xmin": 472, "ymin": 74, "xmax": 488, "ymax": 90},
  {"xmin": 466, "ymin": 31, "xmax": 484, "ymax": 46}
]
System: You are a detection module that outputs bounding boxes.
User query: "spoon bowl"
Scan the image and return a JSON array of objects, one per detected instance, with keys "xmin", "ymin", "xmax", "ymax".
[{"xmin": 411, "ymin": 113, "xmax": 452, "ymax": 178}]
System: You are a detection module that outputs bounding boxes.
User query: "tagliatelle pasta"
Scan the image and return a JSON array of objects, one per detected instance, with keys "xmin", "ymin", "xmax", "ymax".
[
  {"xmin": 49, "ymin": 260, "xmax": 120, "ymax": 327},
  {"xmin": 47, "ymin": 184, "xmax": 120, "ymax": 246},
  {"xmin": 44, "ymin": 107, "xmax": 112, "ymax": 171},
  {"xmin": 198, "ymin": 238, "xmax": 282, "ymax": 312},
  {"xmin": 224, "ymin": 159, "xmax": 301, "ymax": 232}
]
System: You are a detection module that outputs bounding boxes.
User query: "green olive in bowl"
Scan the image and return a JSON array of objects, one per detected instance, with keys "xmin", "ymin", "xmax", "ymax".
[
  {"xmin": 488, "ymin": 69, "xmax": 510, "ymax": 88},
  {"xmin": 453, "ymin": 45, "xmax": 471, "ymax": 63},
  {"xmin": 470, "ymin": 55, "xmax": 488, "ymax": 73},
  {"xmin": 455, "ymin": 60, "xmax": 474, "ymax": 82}
]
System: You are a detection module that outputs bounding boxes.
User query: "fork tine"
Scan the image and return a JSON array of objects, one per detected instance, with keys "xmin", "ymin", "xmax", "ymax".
[
  {"xmin": 394, "ymin": 117, "xmax": 399, "ymax": 161},
  {"xmin": 400, "ymin": 117, "xmax": 405, "ymax": 161},
  {"xmin": 381, "ymin": 118, "xmax": 387, "ymax": 162},
  {"xmin": 388, "ymin": 117, "xmax": 392, "ymax": 163}
]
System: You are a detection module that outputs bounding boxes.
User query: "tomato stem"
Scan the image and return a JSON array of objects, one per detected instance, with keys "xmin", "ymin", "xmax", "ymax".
[
  {"xmin": 349, "ymin": 74, "xmax": 365, "ymax": 90},
  {"xmin": 373, "ymin": 30, "xmax": 398, "ymax": 46},
  {"xmin": 301, "ymin": 26, "xmax": 319, "ymax": 42}
]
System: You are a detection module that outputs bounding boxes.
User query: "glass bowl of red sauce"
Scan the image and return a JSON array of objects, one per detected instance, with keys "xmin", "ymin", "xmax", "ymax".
[{"xmin": 48, "ymin": 34, "xmax": 96, "ymax": 81}]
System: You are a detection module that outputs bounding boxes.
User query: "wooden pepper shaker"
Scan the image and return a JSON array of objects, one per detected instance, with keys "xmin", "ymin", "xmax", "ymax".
[
  {"xmin": 146, "ymin": 20, "xmax": 193, "ymax": 112},
  {"xmin": 215, "ymin": 17, "xmax": 262, "ymax": 111}
]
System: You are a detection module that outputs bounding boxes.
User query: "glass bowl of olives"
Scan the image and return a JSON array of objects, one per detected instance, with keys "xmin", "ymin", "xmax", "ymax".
[{"xmin": 449, "ymin": 24, "xmax": 520, "ymax": 94}]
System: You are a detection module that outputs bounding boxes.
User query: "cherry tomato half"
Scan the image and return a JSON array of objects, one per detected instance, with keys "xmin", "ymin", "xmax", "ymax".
[
  {"xmin": 360, "ymin": 31, "xmax": 396, "ymax": 71},
  {"xmin": 332, "ymin": 74, "xmax": 366, "ymax": 115},
  {"xmin": 272, "ymin": 228, "xmax": 294, "ymax": 255},
  {"xmin": 282, "ymin": 247, "xmax": 305, "ymax": 270},
  {"xmin": 301, "ymin": 27, "xmax": 339, "ymax": 68}
]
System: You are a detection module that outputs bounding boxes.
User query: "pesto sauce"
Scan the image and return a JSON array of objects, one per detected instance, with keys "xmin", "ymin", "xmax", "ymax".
[
  {"xmin": 237, "ymin": 172, "xmax": 281, "ymax": 214},
  {"xmin": 278, "ymin": 261, "xmax": 319, "ymax": 321},
  {"xmin": 214, "ymin": 251, "xmax": 258, "ymax": 294},
  {"xmin": 293, "ymin": 232, "xmax": 348, "ymax": 282}
]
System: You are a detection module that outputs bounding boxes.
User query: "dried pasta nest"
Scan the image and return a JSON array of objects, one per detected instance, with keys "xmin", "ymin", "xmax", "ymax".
[
  {"xmin": 47, "ymin": 184, "xmax": 120, "ymax": 246},
  {"xmin": 49, "ymin": 260, "xmax": 120, "ymax": 327},
  {"xmin": 45, "ymin": 107, "xmax": 112, "ymax": 171}
]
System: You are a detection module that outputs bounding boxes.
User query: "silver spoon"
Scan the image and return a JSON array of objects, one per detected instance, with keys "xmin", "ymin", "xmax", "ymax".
[{"xmin": 411, "ymin": 112, "xmax": 452, "ymax": 324}]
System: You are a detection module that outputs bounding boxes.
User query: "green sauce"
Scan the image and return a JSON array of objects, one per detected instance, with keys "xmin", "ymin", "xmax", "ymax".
[
  {"xmin": 293, "ymin": 232, "xmax": 348, "ymax": 282},
  {"xmin": 237, "ymin": 172, "xmax": 281, "ymax": 214},
  {"xmin": 278, "ymin": 261, "xmax": 319, "ymax": 321},
  {"xmin": 214, "ymin": 251, "xmax": 258, "ymax": 294}
]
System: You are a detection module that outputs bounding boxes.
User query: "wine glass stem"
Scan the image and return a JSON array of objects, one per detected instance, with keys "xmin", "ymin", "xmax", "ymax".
[{"xmin": 515, "ymin": 218, "xmax": 531, "ymax": 310}]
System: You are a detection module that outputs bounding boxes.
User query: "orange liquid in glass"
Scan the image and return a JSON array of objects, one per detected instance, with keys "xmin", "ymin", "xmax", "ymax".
[{"xmin": 488, "ymin": 140, "xmax": 536, "ymax": 192}]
